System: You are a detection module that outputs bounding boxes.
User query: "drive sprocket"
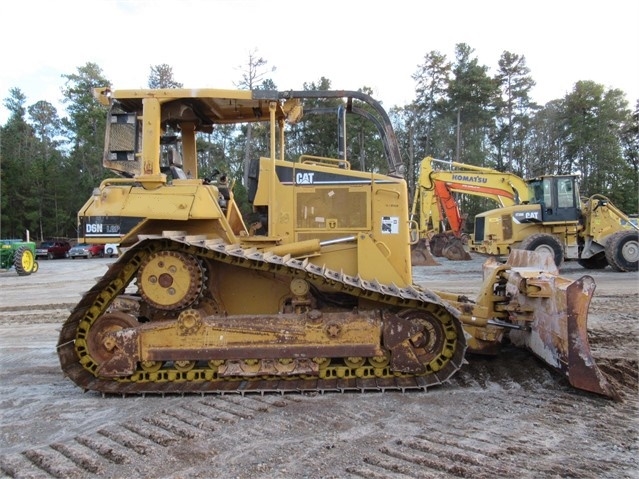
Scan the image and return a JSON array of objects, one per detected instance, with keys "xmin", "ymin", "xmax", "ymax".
[{"xmin": 137, "ymin": 250, "xmax": 204, "ymax": 311}]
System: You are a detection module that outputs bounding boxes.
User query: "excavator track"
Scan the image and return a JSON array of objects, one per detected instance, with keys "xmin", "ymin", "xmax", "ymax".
[{"xmin": 57, "ymin": 235, "xmax": 467, "ymax": 396}]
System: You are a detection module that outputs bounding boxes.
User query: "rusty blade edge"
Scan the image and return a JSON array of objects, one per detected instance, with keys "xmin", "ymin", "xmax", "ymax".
[{"xmin": 566, "ymin": 276, "xmax": 620, "ymax": 401}]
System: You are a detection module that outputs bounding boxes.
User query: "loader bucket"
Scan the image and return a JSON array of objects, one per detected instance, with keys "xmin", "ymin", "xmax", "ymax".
[
  {"xmin": 495, "ymin": 250, "xmax": 618, "ymax": 400},
  {"xmin": 411, "ymin": 239, "xmax": 440, "ymax": 266}
]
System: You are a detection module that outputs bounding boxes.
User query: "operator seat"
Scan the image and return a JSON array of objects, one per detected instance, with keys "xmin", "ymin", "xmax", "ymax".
[{"xmin": 170, "ymin": 165, "xmax": 187, "ymax": 180}]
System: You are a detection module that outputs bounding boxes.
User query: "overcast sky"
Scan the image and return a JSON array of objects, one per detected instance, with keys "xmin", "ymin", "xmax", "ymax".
[{"xmin": 1, "ymin": 0, "xmax": 637, "ymax": 124}]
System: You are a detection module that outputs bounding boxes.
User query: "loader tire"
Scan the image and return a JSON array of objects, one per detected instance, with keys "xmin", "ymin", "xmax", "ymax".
[
  {"xmin": 577, "ymin": 254, "xmax": 609, "ymax": 270},
  {"xmin": 518, "ymin": 233, "xmax": 564, "ymax": 268},
  {"xmin": 14, "ymin": 246, "xmax": 36, "ymax": 276},
  {"xmin": 605, "ymin": 230, "xmax": 639, "ymax": 272}
]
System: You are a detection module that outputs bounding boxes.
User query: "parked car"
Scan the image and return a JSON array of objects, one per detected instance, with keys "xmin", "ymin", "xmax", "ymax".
[
  {"xmin": 68, "ymin": 243, "xmax": 104, "ymax": 259},
  {"xmin": 36, "ymin": 240, "xmax": 71, "ymax": 259},
  {"xmin": 104, "ymin": 243, "xmax": 120, "ymax": 258}
]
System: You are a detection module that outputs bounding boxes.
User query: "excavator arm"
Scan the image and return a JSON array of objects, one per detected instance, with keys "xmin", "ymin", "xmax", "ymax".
[
  {"xmin": 411, "ymin": 156, "xmax": 530, "ymax": 236},
  {"xmin": 411, "ymin": 157, "xmax": 530, "ymax": 263}
]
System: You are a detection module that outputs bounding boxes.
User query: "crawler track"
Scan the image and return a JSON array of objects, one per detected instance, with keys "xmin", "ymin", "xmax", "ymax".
[{"xmin": 57, "ymin": 236, "xmax": 467, "ymax": 395}]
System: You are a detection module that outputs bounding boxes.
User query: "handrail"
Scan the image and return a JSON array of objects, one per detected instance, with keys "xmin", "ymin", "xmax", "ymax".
[{"xmin": 300, "ymin": 155, "xmax": 351, "ymax": 169}]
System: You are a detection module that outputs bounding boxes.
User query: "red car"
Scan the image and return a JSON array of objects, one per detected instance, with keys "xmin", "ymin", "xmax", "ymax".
[
  {"xmin": 68, "ymin": 243, "xmax": 104, "ymax": 259},
  {"xmin": 36, "ymin": 240, "xmax": 72, "ymax": 259}
]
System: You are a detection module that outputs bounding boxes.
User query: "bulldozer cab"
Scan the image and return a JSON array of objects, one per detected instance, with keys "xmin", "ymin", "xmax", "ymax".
[
  {"xmin": 107, "ymin": 114, "xmax": 187, "ymax": 180},
  {"xmin": 528, "ymin": 175, "xmax": 581, "ymax": 223},
  {"xmin": 85, "ymin": 87, "xmax": 414, "ymax": 285}
]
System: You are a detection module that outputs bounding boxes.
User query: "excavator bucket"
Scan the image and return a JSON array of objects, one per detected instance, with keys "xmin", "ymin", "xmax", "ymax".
[
  {"xmin": 488, "ymin": 250, "xmax": 618, "ymax": 400},
  {"xmin": 428, "ymin": 233, "xmax": 472, "ymax": 261},
  {"xmin": 429, "ymin": 233, "xmax": 448, "ymax": 257},
  {"xmin": 411, "ymin": 238, "xmax": 440, "ymax": 266},
  {"xmin": 442, "ymin": 238, "xmax": 472, "ymax": 261}
]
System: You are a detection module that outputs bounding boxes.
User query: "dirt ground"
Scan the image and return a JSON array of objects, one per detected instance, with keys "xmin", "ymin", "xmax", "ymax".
[{"xmin": 0, "ymin": 254, "xmax": 637, "ymax": 479}]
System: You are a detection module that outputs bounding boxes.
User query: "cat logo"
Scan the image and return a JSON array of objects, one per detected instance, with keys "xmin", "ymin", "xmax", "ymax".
[{"xmin": 296, "ymin": 172, "xmax": 315, "ymax": 184}]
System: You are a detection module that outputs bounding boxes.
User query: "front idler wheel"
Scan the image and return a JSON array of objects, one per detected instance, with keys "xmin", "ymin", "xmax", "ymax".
[
  {"xmin": 383, "ymin": 308, "xmax": 460, "ymax": 376},
  {"xmin": 86, "ymin": 312, "xmax": 138, "ymax": 364},
  {"xmin": 398, "ymin": 309, "xmax": 449, "ymax": 370}
]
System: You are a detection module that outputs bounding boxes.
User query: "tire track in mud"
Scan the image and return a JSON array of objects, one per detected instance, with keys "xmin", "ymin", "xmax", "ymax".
[
  {"xmin": 0, "ymin": 304, "xmax": 74, "ymax": 324},
  {"xmin": 2, "ymin": 351, "xmax": 637, "ymax": 479},
  {"xmin": 2, "ymin": 330, "xmax": 637, "ymax": 479},
  {"xmin": 345, "ymin": 381, "xmax": 639, "ymax": 479},
  {"xmin": 0, "ymin": 395, "xmax": 296, "ymax": 478},
  {"xmin": 345, "ymin": 387, "xmax": 638, "ymax": 479},
  {"xmin": 341, "ymin": 341, "xmax": 638, "ymax": 479},
  {"xmin": 1, "ymin": 367, "xmax": 637, "ymax": 478}
]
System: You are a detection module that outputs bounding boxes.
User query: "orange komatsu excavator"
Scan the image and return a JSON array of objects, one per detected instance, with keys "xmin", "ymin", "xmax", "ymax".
[{"xmin": 410, "ymin": 157, "xmax": 529, "ymax": 264}]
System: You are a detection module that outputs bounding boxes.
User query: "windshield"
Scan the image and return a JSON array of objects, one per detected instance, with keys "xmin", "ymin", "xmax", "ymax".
[
  {"xmin": 527, "ymin": 179, "xmax": 551, "ymax": 206},
  {"xmin": 528, "ymin": 177, "xmax": 577, "ymax": 209}
]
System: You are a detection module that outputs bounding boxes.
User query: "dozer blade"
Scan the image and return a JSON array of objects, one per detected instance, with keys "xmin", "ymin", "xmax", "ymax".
[
  {"xmin": 563, "ymin": 276, "xmax": 619, "ymax": 399},
  {"xmin": 498, "ymin": 251, "xmax": 618, "ymax": 400}
]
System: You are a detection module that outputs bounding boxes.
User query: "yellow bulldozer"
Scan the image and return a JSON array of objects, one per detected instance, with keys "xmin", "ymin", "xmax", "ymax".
[{"xmin": 57, "ymin": 87, "xmax": 616, "ymax": 399}]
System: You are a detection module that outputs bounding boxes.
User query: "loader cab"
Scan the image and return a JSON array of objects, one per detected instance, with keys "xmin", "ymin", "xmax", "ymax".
[{"xmin": 528, "ymin": 175, "xmax": 580, "ymax": 223}]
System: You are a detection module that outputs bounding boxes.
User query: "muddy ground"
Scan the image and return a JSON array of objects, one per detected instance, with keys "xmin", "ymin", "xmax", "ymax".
[{"xmin": 0, "ymin": 254, "xmax": 637, "ymax": 479}]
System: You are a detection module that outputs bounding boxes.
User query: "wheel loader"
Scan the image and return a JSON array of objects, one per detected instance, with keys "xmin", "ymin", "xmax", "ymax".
[
  {"xmin": 57, "ymin": 87, "xmax": 616, "ymax": 399},
  {"xmin": 470, "ymin": 175, "xmax": 639, "ymax": 272}
]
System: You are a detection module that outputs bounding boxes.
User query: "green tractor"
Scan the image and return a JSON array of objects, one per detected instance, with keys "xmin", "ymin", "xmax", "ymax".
[{"xmin": 0, "ymin": 239, "xmax": 39, "ymax": 276}]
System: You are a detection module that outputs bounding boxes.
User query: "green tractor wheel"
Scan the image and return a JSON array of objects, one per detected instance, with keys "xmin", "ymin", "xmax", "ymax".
[{"xmin": 14, "ymin": 245, "xmax": 37, "ymax": 276}]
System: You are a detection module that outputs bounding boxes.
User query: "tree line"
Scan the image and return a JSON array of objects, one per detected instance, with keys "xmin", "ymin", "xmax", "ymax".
[{"xmin": 1, "ymin": 44, "xmax": 637, "ymax": 242}]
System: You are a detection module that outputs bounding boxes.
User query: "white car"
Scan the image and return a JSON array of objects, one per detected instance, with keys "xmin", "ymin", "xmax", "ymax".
[{"xmin": 104, "ymin": 243, "xmax": 120, "ymax": 258}]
